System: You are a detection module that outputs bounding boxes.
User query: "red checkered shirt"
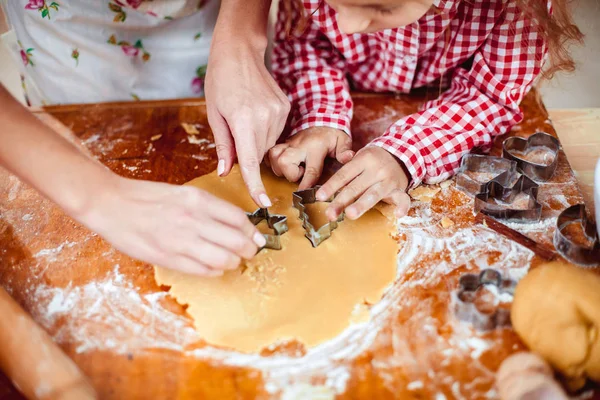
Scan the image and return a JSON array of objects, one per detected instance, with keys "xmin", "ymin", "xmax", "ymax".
[{"xmin": 272, "ymin": 0, "xmax": 547, "ymax": 188}]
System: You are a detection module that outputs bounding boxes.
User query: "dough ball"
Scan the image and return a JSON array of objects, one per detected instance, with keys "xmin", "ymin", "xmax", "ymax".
[{"xmin": 511, "ymin": 261, "xmax": 600, "ymax": 388}]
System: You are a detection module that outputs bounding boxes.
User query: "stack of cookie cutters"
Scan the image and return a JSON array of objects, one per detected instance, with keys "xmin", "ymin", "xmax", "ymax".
[
  {"xmin": 454, "ymin": 269, "xmax": 517, "ymax": 330},
  {"xmin": 293, "ymin": 185, "xmax": 344, "ymax": 247},
  {"xmin": 246, "ymin": 208, "xmax": 289, "ymax": 252},
  {"xmin": 553, "ymin": 204, "xmax": 600, "ymax": 267},
  {"xmin": 456, "ymin": 154, "xmax": 542, "ymax": 222}
]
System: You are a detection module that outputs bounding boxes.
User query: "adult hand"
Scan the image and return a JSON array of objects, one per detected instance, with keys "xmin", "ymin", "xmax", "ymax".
[
  {"xmin": 205, "ymin": 36, "xmax": 290, "ymax": 208},
  {"xmin": 80, "ymin": 177, "xmax": 265, "ymax": 277}
]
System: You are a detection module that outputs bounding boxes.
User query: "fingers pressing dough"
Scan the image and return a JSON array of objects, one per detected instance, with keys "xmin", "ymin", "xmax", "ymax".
[{"xmin": 512, "ymin": 261, "xmax": 600, "ymax": 389}]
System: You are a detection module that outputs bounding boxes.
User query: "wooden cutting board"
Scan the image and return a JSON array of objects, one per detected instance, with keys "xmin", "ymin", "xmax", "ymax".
[{"xmin": 0, "ymin": 91, "xmax": 595, "ymax": 399}]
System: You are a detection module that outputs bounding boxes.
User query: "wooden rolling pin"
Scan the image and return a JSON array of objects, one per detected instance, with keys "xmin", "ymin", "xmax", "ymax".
[{"xmin": 0, "ymin": 287, "xmax": 97, "ymax": 400}]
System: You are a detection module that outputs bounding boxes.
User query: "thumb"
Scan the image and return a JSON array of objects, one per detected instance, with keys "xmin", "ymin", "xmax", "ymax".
[
  {"xmin": 207, "ymin": 108, "xmax": 235, "ymax": 176},
  {"xmin": 335, "ymin": 133, "xmax": 354, "ymax": 164}
]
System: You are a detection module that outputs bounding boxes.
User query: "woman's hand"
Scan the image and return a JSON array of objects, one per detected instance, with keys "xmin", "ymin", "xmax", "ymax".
[
  {"xmin": 80, "ymin": 177, "xmax": 265, "ymax": 277},
  {"xmin": 205, "ymin": 0, "xmax": 290, "ymax": 208},
  {"xmin": 0, "ymin": 84, "xmax": 262, "ymax": 277},
  {"xmin": 316, "ymin": 147, "xmax": 411, "ymax": 221},
  {"xmin": 267, "ymin": 127, "xmax": 353, "ymax": 189}
]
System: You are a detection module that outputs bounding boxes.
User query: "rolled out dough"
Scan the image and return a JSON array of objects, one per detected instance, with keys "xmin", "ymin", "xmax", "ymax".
[{"xmin": 154, "ymin": 166, "xmax": 398, "ymax": 353}]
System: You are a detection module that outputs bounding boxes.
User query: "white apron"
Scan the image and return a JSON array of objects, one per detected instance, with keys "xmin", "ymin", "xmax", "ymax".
[{"xmin": 1, "ymin": 0, "xmax": 218, "ymax": 105}]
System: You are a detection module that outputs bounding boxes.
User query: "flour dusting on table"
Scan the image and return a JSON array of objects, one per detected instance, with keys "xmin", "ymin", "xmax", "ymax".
[
  {"xmin": 31, "ymin": 265, "xmax": 199, "ymax": 354},
  {"xmin": 0, "ymin": 151, "xmax": 581, "ymax": 398}
]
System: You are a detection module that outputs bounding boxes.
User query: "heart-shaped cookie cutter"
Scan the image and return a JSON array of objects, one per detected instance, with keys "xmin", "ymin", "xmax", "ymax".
[
  {"xmin": 502, "ymin": 132, "xmax": 560, "ymax": 182},
  {"xmin": 246, "ymin": 208, "xmax": 289, "ymax": 251},
  {"xmin": 292, "ymin": 186, "xmax": 344, "ymax": 247},
  {"xmin": 454, "ymin": 269, "xmax": 516, "ymax": 330},
  {"xmin": 474, "ymin": 171, "xmax": 542, "ymax": 222},
  {"xmin": 553, "ymin": 204, "xmax": 600, "ymax": 267},
  {"xmin": 456, "ymin": 154, "xmax": 518, "ymax": 197}
]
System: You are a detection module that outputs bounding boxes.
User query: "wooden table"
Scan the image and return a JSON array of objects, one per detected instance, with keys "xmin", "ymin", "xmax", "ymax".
[
  {"xmin": 550, "ymin": 108, "xmax": 600, "ymax": 213},
  {"xmin": 0, "ymin": 91, "xmax": 594, "ymax": 399}
]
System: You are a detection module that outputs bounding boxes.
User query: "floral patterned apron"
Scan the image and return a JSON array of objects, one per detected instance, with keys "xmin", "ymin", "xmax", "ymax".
[{"xmin": 1, "ymin": 0, "xmax": 218, "ymax": 105}]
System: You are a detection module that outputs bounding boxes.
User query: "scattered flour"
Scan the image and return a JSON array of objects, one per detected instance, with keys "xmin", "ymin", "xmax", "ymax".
[
  {"xmin": 82, "ymin": 134, "xmax": 101, "ymax": 145},
  {"xmin": 281, "ymin": 384, "xmax": 335, "ymax": 400},
  {"xmin": 464, "ymin": 338, "xmax": 492, "ymax": 359},
  {"xmin": 33, "ymin": 241, "xmax": 78, "ymax": 262},
  {"xmin": 191, "ymin": 154, "xmax": 209, "ymax": 161},
  {"xmin": 407, "ymin": 381, "xmax": 424, "ymax": 390},
  {"xmin": 7, "ymin": 176, "xmax": 21, "ymax": 201},
  {"xmin": 504, "ymin": 217, "xmax": 556, "ymax": 232},
  {"xmin": 483, "ymin": 284, "xmax": 514, "ymax": 304},
  {"xmin": 31, "ymin": 265, "xmax": 199, "ymax": 354},
  {"xmin": 19, "ymin": 189, "xmax": 534, "ymax": 398},
  {"xmin": 188, "ymin": 136, "xmax": 211, "ymax": 145}
]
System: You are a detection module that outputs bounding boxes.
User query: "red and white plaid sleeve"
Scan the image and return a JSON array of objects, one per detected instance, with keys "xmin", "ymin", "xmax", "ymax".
[
  {"xmin": 272, "ymin": 1, "xmax": 353, "ymax": 136},
  {"xmin": 369, "ymin": 2, "xmax": 547, "ymax": 188}
]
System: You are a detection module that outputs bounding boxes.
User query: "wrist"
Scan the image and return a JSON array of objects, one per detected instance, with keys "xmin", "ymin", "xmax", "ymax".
[
  {"xmin": 212, "ymin": 29, "xmax": 268, "ymax": 55},
  {"xmin": 61, "ymin": 166, "xmax": 120, "ymax": 227},
  {"xmin": 213, "ymin": 0, "xmax": 270, "ymax": 52},
  {"xmin": 370, "ymin": 146, "xmax": 410, "ymax": 190},
  {"xmin": 368, "ymin": 138, "xmax": 422, "ymax": 189}
]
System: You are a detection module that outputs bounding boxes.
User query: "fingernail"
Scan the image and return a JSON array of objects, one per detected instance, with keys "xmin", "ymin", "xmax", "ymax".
[
  {"xmin": 259, "ymin": 193, "xmax": 272, "ymax": 207},
  {"xmin": 394, "ymin": 207, "xmax": 408, "ymax": 218},
  {"xmin": 253, "ymin": 232, "xmax": 267, "ymax": 248},
  {"xmin": 326, "ymin": 207, "xmax": 338, "ymax": 221},
  {"xmin": 346, "ymin": 206, "xmax": 357, "ymax": 219},
  {"xmin": 217, "ymin": 159, "xmax": 225, "ymax": 176},
  {"xmin": 316, "ymin": 190, "xmax": 327, "ymax": 201}
]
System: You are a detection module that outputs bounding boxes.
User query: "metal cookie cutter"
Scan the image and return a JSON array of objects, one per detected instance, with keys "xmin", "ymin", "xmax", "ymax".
[
  {"xmin": 456, "ymin": 154, "xmax": 518, "ymax": 197},
  {"xmin": 292, "ymin": 186, "xmax": 344, "ymax": 247},
  {"xmin": 502, "ymin": 132, "xmax": 560, "ymax": 182},
  {"xmin": 474, "ymin": 171, "xmax": 542, "ymax": 223},
  {"xmin": 246, "ymin": 208, "xmax": 289, "ymax": 251},
  {"xmin": 454, "ymin": 269, "xmax": 516, "ymax": 330},
  {"xmin": 553, "ymin": 204, "xmax": 600, "ymax": 267}
]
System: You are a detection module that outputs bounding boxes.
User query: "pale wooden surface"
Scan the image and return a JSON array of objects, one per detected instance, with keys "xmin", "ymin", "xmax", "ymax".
[{"xmin": 550, "ymin": 108, "xmax": 599, "ymax": 214}]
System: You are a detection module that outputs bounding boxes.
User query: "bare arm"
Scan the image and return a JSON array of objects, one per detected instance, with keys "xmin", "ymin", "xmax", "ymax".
[
  {"xmin": 213, "ymin": 0, "xmax": 271, "ymax": 47},
  {"xmin": 0, "ymin": 85, "xmax": 108, "ymax": 217},
  {"xmin": 0, "ymin": 85, "xmax": 264, "ymax": 276},
  {"xmin": 205, "ymin": 0, "xmax": 290, "ymax": 208}
]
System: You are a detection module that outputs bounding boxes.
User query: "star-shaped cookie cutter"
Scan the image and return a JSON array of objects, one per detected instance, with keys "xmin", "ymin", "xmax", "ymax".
[
  {"xmin": 502, "ymin": 132, "xmax": 560, "ymax": 182},
  {"xmin": 292, "ymin": 186, "xmax": 344, "ymax": 247},
  {"xmin": 553, "ymin": 204, "xmax": 600, "ymax": 267},
  {"xmin": 474, "ymin": 171, "xmax": 542, "ymax": 223},
  {"xmin": 454, "ymin": 269, "xmax": 517, "ymax": 330},
  {"xmin": 246, "ymin": 208, "xmax": 289, "ymax": 251}
]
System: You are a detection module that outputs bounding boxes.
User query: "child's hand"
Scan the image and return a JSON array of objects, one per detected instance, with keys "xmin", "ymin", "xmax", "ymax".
[
  {"xmin": 267, "ymin": 127, "xmax": 354, "ymax": 190},
  {"xmin": 80, "ymin": 177, "xmax": 264, "ymax": 277},
  {"xmin": 315, "ymin": 147, "xmax": 411, "ymax": 220}
]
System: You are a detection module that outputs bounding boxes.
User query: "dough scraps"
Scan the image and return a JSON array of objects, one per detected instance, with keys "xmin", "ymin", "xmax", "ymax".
[{"xmin": 154, "ymin": 166, "xmax": 398, "ymax": 353}]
